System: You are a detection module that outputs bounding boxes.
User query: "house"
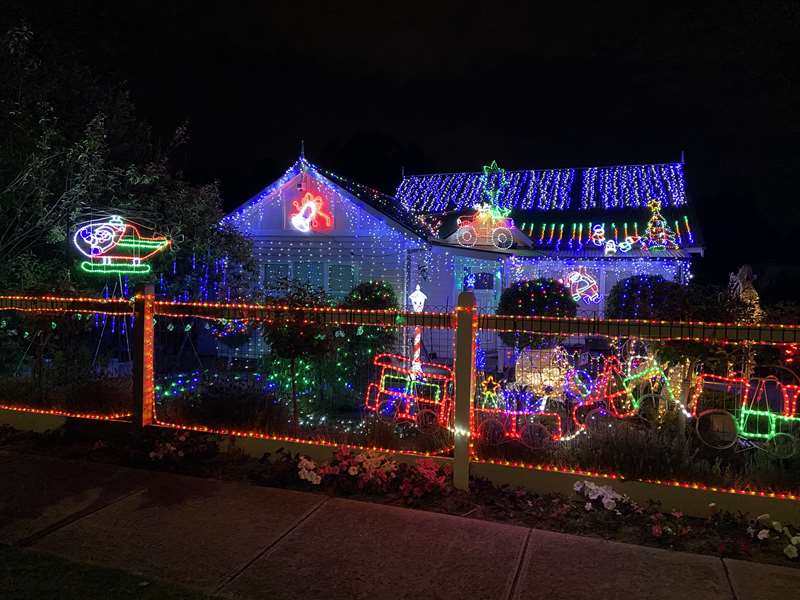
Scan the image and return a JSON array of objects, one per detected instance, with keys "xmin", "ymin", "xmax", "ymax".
[
  {"xmin": 223, "ymin": 155, "xmax": 702, "ymax": 362},
  {"xmin": 395, "ymin": 160, "xmax": 701, "ymax": 316},
  {"xmin": 223, "ymin": 156, "xmax": 426, "ymax": 303}
]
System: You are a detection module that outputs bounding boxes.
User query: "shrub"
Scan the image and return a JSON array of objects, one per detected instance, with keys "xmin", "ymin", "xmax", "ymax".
[{"xmin": 497, "ymin": 279, "xmax": 576, "ymax": 350}]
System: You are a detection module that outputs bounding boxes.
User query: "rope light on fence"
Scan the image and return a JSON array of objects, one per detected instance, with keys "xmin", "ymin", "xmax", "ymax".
[{"xmin": 473, "ymin": 458, "xmax": 800, "ymax": 502}]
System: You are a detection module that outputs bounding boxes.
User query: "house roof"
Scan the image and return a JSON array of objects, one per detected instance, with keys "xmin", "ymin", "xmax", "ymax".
[
  {"xmin": 396, "ymin": 162, "xmax": 688, "ymax": 213},
  {"xmin": 396, "ymin": 160, "xmax": 703, "ymax": 254},
  {"xmin": 223, "ymin": 158, "xmax": 427, "ymax": 239},
  {"xmin": 224, "ymin": 157, "xmax": 703, "ymax": 256}
]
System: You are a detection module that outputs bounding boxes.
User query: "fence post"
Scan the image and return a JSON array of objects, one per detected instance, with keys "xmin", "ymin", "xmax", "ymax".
[
  {"xmin": 132, "ymin": 284, "xmax": 155, "ymax": 428},
  {"xmin": 453, "ymin": 291, "xmax": 477, "ymax": 491}
]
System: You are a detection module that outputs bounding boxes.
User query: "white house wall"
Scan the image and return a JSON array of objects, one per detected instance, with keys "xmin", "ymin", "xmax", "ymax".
[{"xmin": 230, "ymin": 172, "xmax": 423, "ymax": 301}]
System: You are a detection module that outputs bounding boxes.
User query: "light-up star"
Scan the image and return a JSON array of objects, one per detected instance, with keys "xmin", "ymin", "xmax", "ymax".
[
  {"xmin": 481, "ymin": 160, "xmax": 508, "ymax": 206},
  {"xmin": 482, "ymin": 375, "xmax": 502, "ymax": 398}
]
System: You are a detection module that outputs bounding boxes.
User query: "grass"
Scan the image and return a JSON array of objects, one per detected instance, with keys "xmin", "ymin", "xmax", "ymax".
[{"xmin": 0, "ymin": 544, "xmax": 212, "ymax": 600}]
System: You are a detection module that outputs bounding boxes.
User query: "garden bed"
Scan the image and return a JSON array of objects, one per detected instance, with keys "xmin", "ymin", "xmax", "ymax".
[{"xmin": 1, "ymin": 420, "xmax": 799, "ymax": 569}]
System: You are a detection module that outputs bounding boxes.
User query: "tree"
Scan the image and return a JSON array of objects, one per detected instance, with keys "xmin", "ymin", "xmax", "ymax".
[
  {"xmin": 336, "ymin": 281, "xmax": 399, "ymax": 402},
  {"xmin": 262, "ymin": 280, "xmax": 333, "ymax": 429},
  {"xmin": 606, "ymin": 275, "xmax": 753, "ymax": 376},
  {"xmin": 496, "ymin": 279, "xmax": 577, "ymax": 351},
  {"xmin": 0, "ymin": 24, "xmax": 256, "ymax": 299},
  {"xmin": 605, "ymin": 275, "xmax": 688, "ymax": 320}
]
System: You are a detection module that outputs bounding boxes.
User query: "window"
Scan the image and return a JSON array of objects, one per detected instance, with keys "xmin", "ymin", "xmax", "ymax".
[
  {"xmin": 463, "ymin": 272, "xmax": 495, "ymax": 290},
  {"xmin": 264, "ymin": 263, "xmax": 289, "ymax": 294},
  {"xmin": 293, "ymin": 261, "xmax": 324, "ymax": 288},
  {"xmin": 328, "ymin": 264, "xmax": 356, "ymax": 299}
]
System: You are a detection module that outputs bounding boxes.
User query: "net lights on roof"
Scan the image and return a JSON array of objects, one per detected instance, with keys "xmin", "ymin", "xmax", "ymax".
[{"xmin": 397, "ymin": 163, "xmax": 687, "ymax": 213}]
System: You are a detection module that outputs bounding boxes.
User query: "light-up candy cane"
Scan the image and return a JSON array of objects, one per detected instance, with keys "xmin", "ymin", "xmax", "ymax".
[{"xmin": 408, "ymin": 284, "xmax": 427, "ymax": 373}]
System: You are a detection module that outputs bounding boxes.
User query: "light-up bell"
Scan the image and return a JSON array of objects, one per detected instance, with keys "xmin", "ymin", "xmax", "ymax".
[{"xmin": 290, "ymin": 193, "xmax": 333, "ymax": 233}]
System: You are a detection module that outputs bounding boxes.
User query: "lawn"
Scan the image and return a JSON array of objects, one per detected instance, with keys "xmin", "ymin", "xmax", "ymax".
[{"xmin": 0, "ymin": 544, "xmax": 212, "ymax": 600}]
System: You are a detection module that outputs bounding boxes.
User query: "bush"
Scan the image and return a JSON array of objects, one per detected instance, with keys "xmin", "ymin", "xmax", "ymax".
[
  {"xmin": 335, "ymin": 281, "xmax": 400, "ymax": 404},
  {"xmin": 605, "ymin": 275, "xmax": 686, "ymax": 320},
  {"xmin": 497, "ymin": 279, "xmax": 576, "ymax": 350}
]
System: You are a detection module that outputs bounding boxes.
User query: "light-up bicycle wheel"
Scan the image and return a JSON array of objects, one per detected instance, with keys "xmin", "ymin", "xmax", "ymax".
[{"xmin": 695, "ymin": 409, "xmax": 738, "ymax": 450}]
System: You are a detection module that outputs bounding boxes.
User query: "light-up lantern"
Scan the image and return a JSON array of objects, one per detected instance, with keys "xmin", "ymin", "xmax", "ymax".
[{"xmin": 409, "ymin": 284, "xmax": 427, "ymax": 372}]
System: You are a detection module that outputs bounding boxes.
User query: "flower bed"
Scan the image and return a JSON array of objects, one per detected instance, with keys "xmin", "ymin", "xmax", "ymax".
[{"xmin": 1, "ymin": 422, "xmax": 798, "ymax": 568}]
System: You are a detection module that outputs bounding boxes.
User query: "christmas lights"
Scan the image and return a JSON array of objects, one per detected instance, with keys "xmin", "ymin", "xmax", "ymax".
[
  {"xmin": 472, "ymin": 457, "xmax": 800, "ymax": 501},
  {"xmin": 565, "ymin": 268, "xmax": 601, "ymax": 304},
  {"xmin": 73, "ymin": 215, "xmax": 170, "ymax": 274},
  {"xmin": 0, "ymin": 404, "xmax": 133, "ymax": 421},
  {"xmin": 692, "ymin": 373, "xmax": 800, "ymax": 453},
  {"xmin": 640, "ymin": 200, "xmax": 678, "ymax": 251},
  {"xmin": 289, "ymin": 192, "xmax": 333, "ymax": 233},
  {"xmin": 408, "ymin": 284, "xmax": 427, "ymax": 373},
  {"xmin": 456, "ymin": 205, "xmax": 516, "ymax": 249},
  {"xmin": 397, "ymin": 162, "xmax": 686, "ymax": 212},
  {"xmin": 363, "ymin": 352, "xmax": 454, "ymax": 431}
]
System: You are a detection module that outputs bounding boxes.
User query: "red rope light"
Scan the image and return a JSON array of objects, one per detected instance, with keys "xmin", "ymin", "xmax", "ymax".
[
  {"xmin": 0, "ymin": 404, "xmax": 133, "ymax": 421},
  {"xmin": 473, "ymin": 458, "xmax": 800, "ymax": 501},
  {"xmin": 151, "ymin": 418, "xmax": 454, "ymax": 458}
]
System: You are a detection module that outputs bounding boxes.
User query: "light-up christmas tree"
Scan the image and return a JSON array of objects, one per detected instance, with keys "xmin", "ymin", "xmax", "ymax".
[{"xmin": 641, "ymin": 199, "xmax": 678, "ymax": 250}]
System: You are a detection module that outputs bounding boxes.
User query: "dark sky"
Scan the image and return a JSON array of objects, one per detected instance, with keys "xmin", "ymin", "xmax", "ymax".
[{"xmin": 5, "ymin": 1, "xmax": 800, "ymax": 295}]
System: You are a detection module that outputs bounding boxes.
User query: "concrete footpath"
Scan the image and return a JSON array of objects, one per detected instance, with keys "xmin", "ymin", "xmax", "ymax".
[{"xmin": 1, "ymin": 450, "xmax": 798, "ymax": 600}]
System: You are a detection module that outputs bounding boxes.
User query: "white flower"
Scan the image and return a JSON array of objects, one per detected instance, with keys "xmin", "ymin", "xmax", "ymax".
[
  {"xmin": 791, "ymin": 536, "xmax": 800, "ymax": 545},
  {"xmin": 602, "ymin": 497, "xmax": 617, "ymax": 511},
  {"xmin": 573, "ymin": 481, "xmax": 584, "ymax": 492},
  {"xmin": 585, "ymin": 502, "xmax": 593, "ymax": 511},
  {"xmin": 347, "ymin": 466, "xmax": 359, "ymax": 476},
  {"xmin": 758, "ymin": 529, "xmax": 770, "ymax": 540},
  {"xmin": 784, "ymin": 545, "xmax": 798, "ymax": 559},
  {"xmin": 773, "ymin": 521, "xmax": 783, "ymax": 532},
  {"xmin": 756, "ymin": 514, "xmax": 771, "ymax": 523}
]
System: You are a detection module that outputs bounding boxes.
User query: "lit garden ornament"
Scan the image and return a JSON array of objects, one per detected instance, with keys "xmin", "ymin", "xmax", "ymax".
[
  {"xmin": 565, "ymin": 268, "xmax": 601, "ymax": 304},
  {"xmin": 408, "ymin": 284, "xmax": 427, "ymax": 373},
  {"xmin": 289, "ymin": 192, "xmax": 333, "ymax": 233},
  {"xmin": 73, "ymin": 215, "xmax": 170, "ymax": 275}
]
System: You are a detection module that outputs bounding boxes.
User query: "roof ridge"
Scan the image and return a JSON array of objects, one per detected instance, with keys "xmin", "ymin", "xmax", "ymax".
[{"xmin": 403, "ymin": 160, "xmax": 684, "ymax": 179}]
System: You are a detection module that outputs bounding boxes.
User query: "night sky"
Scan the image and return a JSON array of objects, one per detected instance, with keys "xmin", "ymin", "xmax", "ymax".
[{"xmin": 5, "ymin": 2, "xmax": 800, "ymax": 297}]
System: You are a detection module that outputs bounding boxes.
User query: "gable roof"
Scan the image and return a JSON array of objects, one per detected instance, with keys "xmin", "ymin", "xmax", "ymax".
[
  {"xmin": 223, "ymin": 158, "xmax": 427, "ymax": 239},
  {"xmin": 396, "ymin": 162, "xmax": 687, "ymax": 213}
]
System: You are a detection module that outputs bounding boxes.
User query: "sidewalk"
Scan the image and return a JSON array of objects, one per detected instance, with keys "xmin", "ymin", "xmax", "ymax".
[{"xmin": 2, "ymin": 449, "xmax": 798, "ymax": 600}]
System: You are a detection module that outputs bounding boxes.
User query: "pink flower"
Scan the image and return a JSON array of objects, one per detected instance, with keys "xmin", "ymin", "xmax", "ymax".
[{"xmin": 651, "ymin": 525, "xmax": 663, "ymax": 538}]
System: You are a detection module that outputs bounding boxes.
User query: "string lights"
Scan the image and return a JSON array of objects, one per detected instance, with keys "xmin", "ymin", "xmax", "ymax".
[{"xmin": 397, "ymin": 162, "xmax": 686, "ymax": 213}]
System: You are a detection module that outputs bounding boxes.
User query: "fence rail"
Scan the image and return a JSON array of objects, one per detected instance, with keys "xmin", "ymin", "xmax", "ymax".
[
  {"xmin": 479, "ymin": 314, "xmax": 800, "ymax": 344},
  {"xmin": 3, "ymin": 295, "xmax": 798, "ymax": 344}
]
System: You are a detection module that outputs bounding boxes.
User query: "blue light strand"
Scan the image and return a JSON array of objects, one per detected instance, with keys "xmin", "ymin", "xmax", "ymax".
[{"xmin": 400, "ymin": 162, "xmax": 688, "ymax": 214}]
